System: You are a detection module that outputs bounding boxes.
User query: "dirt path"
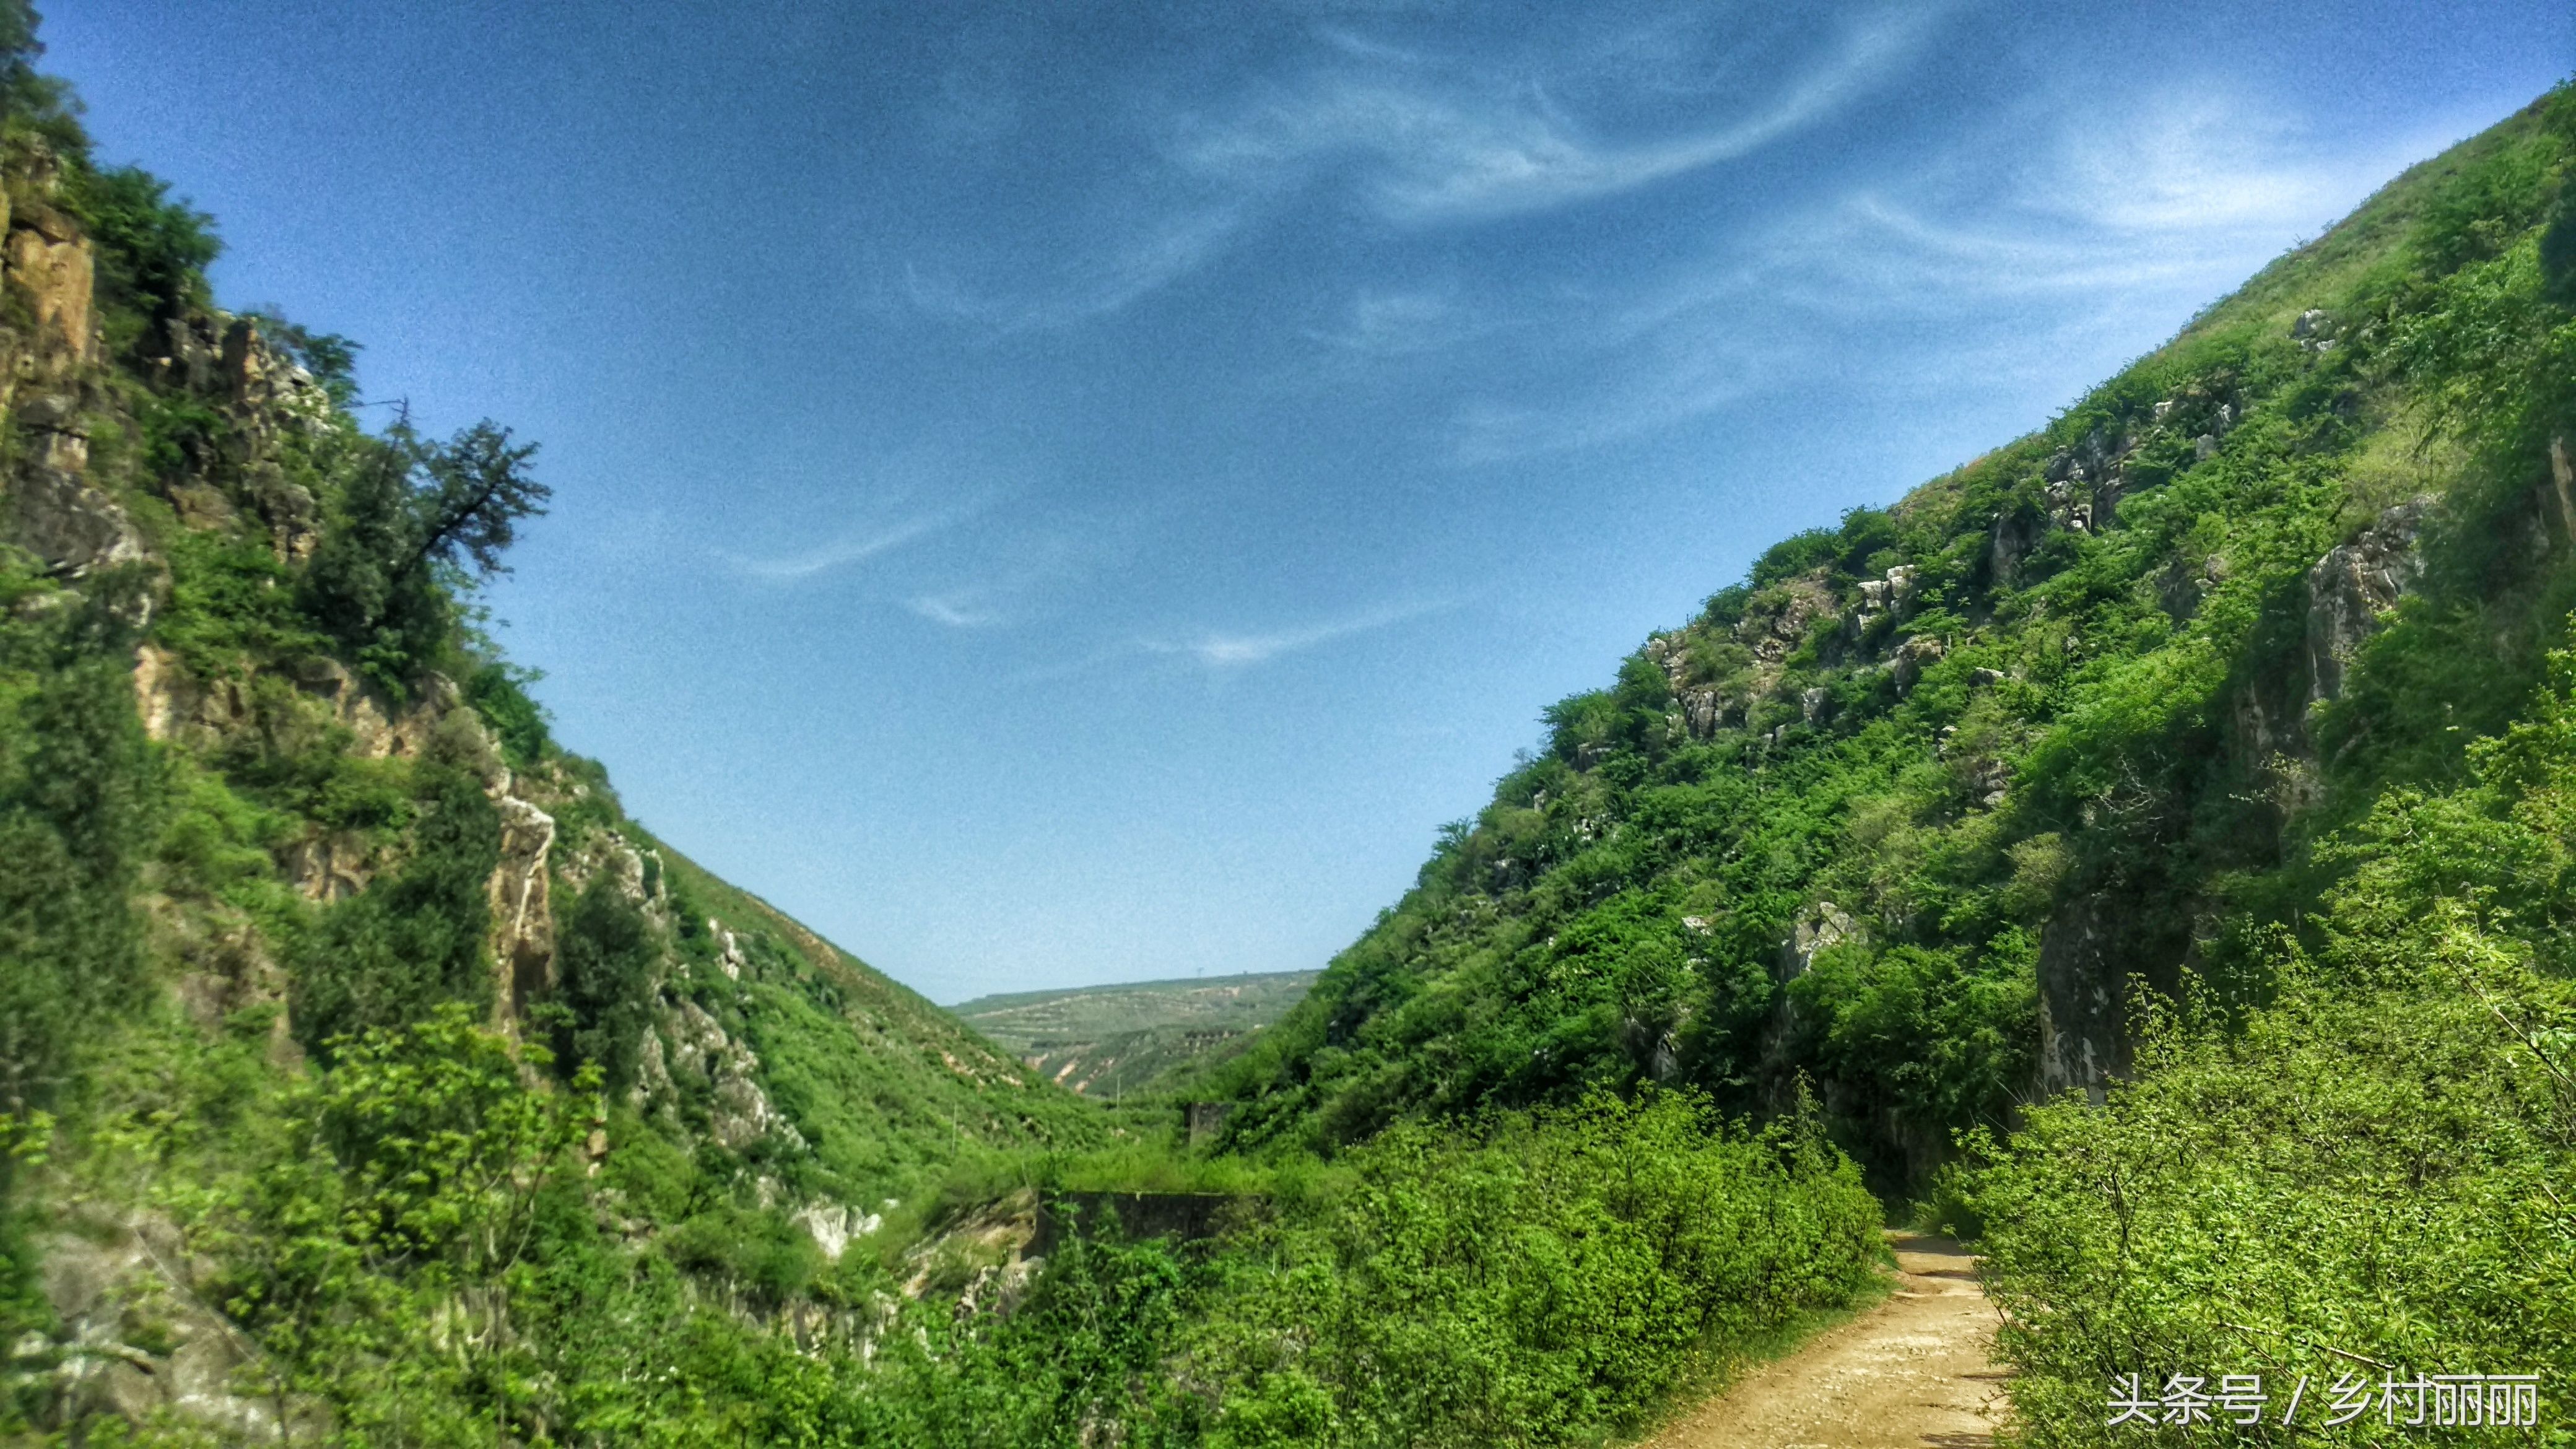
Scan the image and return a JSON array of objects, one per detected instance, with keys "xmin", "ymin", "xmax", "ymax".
[{"xmin": 1642, "ymin": 1232, "xmax": 2008, "ymax": 1449}]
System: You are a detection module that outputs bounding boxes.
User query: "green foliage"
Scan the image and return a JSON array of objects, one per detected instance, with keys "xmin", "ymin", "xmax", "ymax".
[
  {"xmin": 0, "ymin": 2, "xmax": 82, "ymax": 157},
  {"xmin": 1972, "ymin": 635, "xmax": 2576, "ymax": 1447},
  {"xmin": 244, "ymin": 309, "xmax": 363, "ymax": 406},
  {"xmin": 1174, "ymin": 1092, "xmax": 1879, "ymax": 1448},
  {"xmin": 0, "ymin": 584, "xmax": 155, "ymax": 1119},
  {"xmin": 175, "ymin": 1007, "xmax": 601, "ymax": 1443},
  {"xmin": 548, "ymin": 876, "xmax": 657, "ymax": 1095},
  {"xmin": 64, "ymin": 163, "xmax": 220, "ymax": 325},
  {"xmin": 300, "ymin": 419, "xmax": 549, "ymax": 691},
  {"xmin": 287, "ymin": 766, "xmax": 498, "ymax": 1059},
  {"xmin": 1789, "ymin": 936, "xmax": 2036, "ymax": 1140},
  {"xmin": 464, "ymin": 658, "xmax": 552, "ymax": 765},
  {"xmin": 1203, "ymin": 82, "xmax": 2576, "ymax": 1199},
  {"xmin": 11, "ymin": 28, "xmax": 2576, "ymax": 1448}
]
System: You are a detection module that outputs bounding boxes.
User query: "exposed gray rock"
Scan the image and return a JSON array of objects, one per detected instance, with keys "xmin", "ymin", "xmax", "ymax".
[
  {"xmin": 1855, "ymin": 564, "xmax": 1919, "ymax": 618},
  {"xmin": 282, "ymin": 830, "xmax": 375, "ymax": 903},
  {"xmin": 2306, "ymin": 497, "xmax": 2433, "ymax": 708},
  {"xmin": 663, "ymin": 999, "xmax": 807, "ymax": 1154},
  {"xmin": 1735, "ymin": 578, "xmax": 1834, "ymax": 663},
  {"xmin": 9, "ymin": 461, "xmax": 143, "ymax": 578},
  {"xmin": 793, "ymin": 1204, "xmax": 884, "ymax": 1263},
  {"xmin": 1779, "ymin": 902, "xmax": 1855, "ymax": 980},
  {"xmin": 1642, "ymin": 632, "xmax": 1691, "ymax": 690},
  {"xmin": 29, "ymin": 1205, "xmax": 313, "ymax": 1442},
  {"xmin": 1987, "ymin": 507, "xmax": 2045, "ymax": 587},
  {"xmin": 1678, "ymin": 686, "xmax": 1728, "ymax": 738},
  {"xmin": 2037, "ymin": 894, "xmax": 2123, "ymax": 1101},
  {"xmin": 1891, "ymin": 634, "xmax": 1946, "ymax": 695}
]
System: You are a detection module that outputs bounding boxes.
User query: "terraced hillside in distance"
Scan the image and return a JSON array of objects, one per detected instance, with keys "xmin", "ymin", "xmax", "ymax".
[{"xmin": 952, "ymin": 970, "xmax": 1319, "ymax": 1097}]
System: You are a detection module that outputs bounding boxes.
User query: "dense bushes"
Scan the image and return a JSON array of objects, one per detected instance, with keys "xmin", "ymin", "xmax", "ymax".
[
  {"xmin": 548, "ymin": 874, "xmax": 658, "ymax": 1094},
  {"xmin": 1173, "ymin": 1092, "xmax": 1880, "ymax": 1448},
  {"xmin": 0, "ymin": 570, "xmax": 154, "ymax": 1123},
  {"xmin": 1971, "ymin": 638, "xmax": 2576, "ymax": 1446},
  {"xmin": 288, "ymin": 765, "xmax": 500, "ymax": 1058},
  {"xmin": 65, "ymin": 164, "xmax": 219, "ymax": 329},
  {"xmin": 127, "ymin": 1061, "xmax": 1875, "ymax": 1448}
]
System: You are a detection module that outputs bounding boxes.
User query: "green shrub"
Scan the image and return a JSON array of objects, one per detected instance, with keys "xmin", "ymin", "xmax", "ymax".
[
  {"xmin": 1177, "ymin": 1091, "xmax": 1879, "ymax": 1448},
  {"xmin": 548, "ymin": 875, "xmax": 656, "ymax": 1095},
  {"xmin": 287, "ymin": 766, "xmax": 498, "ymax": 1058},
  {"xmin": 464, "ymin": 659, "xmax": 552, "ymax": 765},
  {"xmin": 0, "ymin": 619, "xmax": 155, "ymax": 1120},
  {"xmin": 63, "ymin": 163, "xmax": 219, "ymax": 326},
  {"xmin": 1972, "ymin": 630, "xmax": 2576, "ymax": 1447}
]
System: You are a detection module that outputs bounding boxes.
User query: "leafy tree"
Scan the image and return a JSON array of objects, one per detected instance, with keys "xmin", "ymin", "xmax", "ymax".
[
  {"xmin": 197, "ymin": 1008, "xmax": 599, "ymax": 1442},
  {"xmin": 300, "ymin": 418, "xmax": 549, "ymax": 688},
  {"xmin": 0, "ymin": 2, "xmax": 84, "ymax": 152},
  {"xmin": 549, "ymin": 876, "xmax": 658, "ymax": 1095},
  {"xmin": 64, "ymin": 164, "xmax": 220, "ymax": 323},
  {"xmin": 465, "ymin": 659, "xmax": 552, "ymax": 765},
  {"xmin": 246, "ymin": 308, "xmax": 363, "ymax": 405}
]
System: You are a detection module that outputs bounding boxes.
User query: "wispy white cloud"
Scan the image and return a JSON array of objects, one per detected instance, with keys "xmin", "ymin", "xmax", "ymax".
[
  {"xmin": 1438, "ymin": 85, "xmax": 2432, "ymax": 462},
  {"xmin": 902, "ymin": 6, "xmax": 1931, "ymax": 332},
  {"xmin": 1141, "ymin": 598, "xmax": 1451, "ymax": 668},
  {"xmin": 723, "ymin": 513, "xmax": 962, "ymax": 583},
  {"xmin": 905, "ymin": 591, "xmax": 1007, "ymax": 628},
  {"xmin": 1301, "ymin": 286, "xmax": 1503, "ymax": 355},
  {"xmin": 1176, "ymin": 7, "xmax": 1932, "ymax": 224},
  {"xmin": 902, "ymin": 205, "xmax": 1247, "ymax": 334}
]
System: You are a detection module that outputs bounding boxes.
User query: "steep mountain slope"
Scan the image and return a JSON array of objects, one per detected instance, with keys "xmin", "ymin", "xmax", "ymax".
[
  {"xmin": 1200, "ymin": 86, "xmax": 2576, "ymax": 1183},
  {"xmin": 954, "ymin": 970, "xmax": 1317, "ymax": 1097},
  {"xmin": 1191, "ymin": 82, "xmax": 2576, "ymax": 1440}
]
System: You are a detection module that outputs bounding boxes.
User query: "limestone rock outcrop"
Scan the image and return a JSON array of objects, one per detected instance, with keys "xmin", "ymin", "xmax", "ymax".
[
  {"xmin": 2306, "ymin": 497, "xmax": 2432, "ymax": 709},
  {"xmin": 490, "ymin": 794, "xmax": 557, "ymax": 1017}
]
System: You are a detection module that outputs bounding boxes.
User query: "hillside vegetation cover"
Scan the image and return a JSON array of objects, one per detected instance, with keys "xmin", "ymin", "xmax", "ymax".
[
  {"xmin": 0, "ymin": 7, "xmax": 1880, "ymax": 1445},
  {"xmin": 1186, "ymin": 84, "xmax": 2576, "ymax": 1443}
]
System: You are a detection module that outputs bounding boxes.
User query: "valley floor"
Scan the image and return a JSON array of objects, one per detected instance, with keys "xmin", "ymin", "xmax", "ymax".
[{"xmin": 1642, "ymin": 1234, "xmax": 2006, "ymax": 1449}]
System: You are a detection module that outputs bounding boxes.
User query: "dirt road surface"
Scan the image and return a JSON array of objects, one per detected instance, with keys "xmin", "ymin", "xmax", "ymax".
[{"xmin": 1642, "ymin": 1232, "xmax": 2009, "ymax": 1449}]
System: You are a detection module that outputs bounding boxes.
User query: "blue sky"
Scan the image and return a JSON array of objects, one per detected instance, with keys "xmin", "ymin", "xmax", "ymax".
[{"xmin": 52, "ymin": 2, "xmax": 2572, "ymax": 1003}]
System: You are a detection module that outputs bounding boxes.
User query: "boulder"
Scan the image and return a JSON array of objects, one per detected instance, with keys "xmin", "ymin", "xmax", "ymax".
[
  {"xmin": 1890, "ymin": 634, "xmax": 1946, "ymax": 694},
  {"xmin": 1778, "ymin": 902, "xmax": 1855, "ymax": 979},
  {"xmin": 2305, "ymin": 497, "xmax": 2432, "ymax": 708},
  {"xmin": 9, "ymin": 462, "xmax": 142, "ymax": 578}
]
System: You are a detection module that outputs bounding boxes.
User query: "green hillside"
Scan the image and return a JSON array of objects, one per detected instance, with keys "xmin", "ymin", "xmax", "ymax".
[
  {"xmin": 1194, "ymin": 82, "xmax": 2576, "ymax": 1441},
  {"xmin": 953, "ymin": 971, "xmax": 1317, "ymax": 1098}
]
